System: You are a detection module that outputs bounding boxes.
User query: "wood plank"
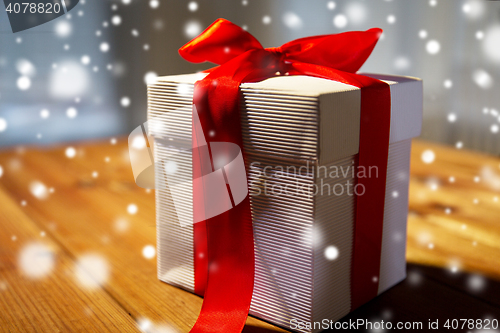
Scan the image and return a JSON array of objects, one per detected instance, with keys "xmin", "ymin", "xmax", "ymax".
[
  {"xmin": 0, "ymin": 139, "xmax": 285, "ymax": 332},
  {"xmin": 407, "ymin": 140, "xmax": 500, "ymax": 279},
  {"xmin": 0, "ymin": 185, "xmax": 139, "ymax": 332},
  {"xmin": 1, "ymin": 138, "xmax": 499, "ymax": 332}
]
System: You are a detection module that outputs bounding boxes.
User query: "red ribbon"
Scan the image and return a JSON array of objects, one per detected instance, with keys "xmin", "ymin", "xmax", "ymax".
[{"xmin": 180, "ymin": 19, "xmax": 391, "ymax": 332}]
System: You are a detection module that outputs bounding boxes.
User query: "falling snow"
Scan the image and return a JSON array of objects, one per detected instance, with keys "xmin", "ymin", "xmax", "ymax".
[
  {"xmin": 29, "ymin": 181, "xmax": 49, "ymax": 200},
  {"xmin": 65, "ymin": 147, "xmax": 76, "ymax": 158},
  {"xmin": 127, "ymin": 203, "xmax": 138, "ymax": 215},
  {"xmin": 49, "ymin": 61, "xmax": 89, "ymax": 99},
  {"xmin": 0, "ymin": 118, "xmax": 7, "ymax": 132},
  {"xmin": 66, "ymin": 107, "xmax": 78, "ymax": 118},
  {"xmin": 100, "ymin": 42, "xmax": 110, "ymax": 53},
  {"xmin": 394, "ymin": 56, "xmax": 411, "ymax": 71},
  {"xmin": 184, "ymin": 21, "xmax": 202, "ymax": 38},
  {"xmin": 144, "ymin": 71, "xmax": 158, "ymax": 85},
  {"xmin": 18, "ymin": 243, "xmax": 55, "ymax": 279},
  {"xmin": 467, "ymin": 274, "xmax": 486, "ymax": 292},
  {"xmin": 462, "ymin": 0, "xmax": 485, "ymax": 19},
  {"xmin": 324, "ymin": 246, "xmax": 339, "ymax": 260},
  {"xmin": 74, "ymin": 254, "xmax": 109, "ymax": 289},
  {"xmin": 120, "ymin": 96, "xmax": 131, "ymax": 107},
  {"xmin": 16, "ymin": 59, "xmax": 36, "ymax": 77},
  {"xmin": 111, "ymin": 15, "xmax": 122, "ymax": 26},
  {"xmin": 142, "ymin": 245, "xmax": 156, "ymax": 259},
  {"xmin": 483, "ymin": 25, "xmax": 500, "ymax": 63},
  {"xmin": 426, "ymin": 40, "xmax": 441, "ymax": 55},
  {"xmin": 282, "ymin": 12, "xmax": 303, "ymax": 30},
  {"xmin": 473, "ymin": 69, "xmax": 494, "ymax": 89},
  {"xmin": 149, "ymin": 0, "xmax": 159, "ymax": 9},
  {"xmin": 188, "ymin": 1, "xmax": 198, "ymax": 12},
  {"xmin": 345, "ymin": 3, "xmax": 368, "ymax": 25},
  {"xmin": 81, "ymin": 55, "xmax": 91, "ymax": 65},
  {"xmin": 421, "ymin": 149, "xmax": 435, "ymax": 164},
  {"xmin": 114, "ymin": 218, "xmax": 129, "ymax": 233},
  {"xmin": 333, "ymin": 14, "xmax": 348, "ymax": 29},
  {"xmin": 55, "ymin": 20, "xmax": 72, "ymax": 38},
  {"xmin": 17, "ymin": 76, "xmax": 31, "ymax": 90},
  {"xmin": 164, "ymin": 161, "xmax": 177, "ymax": 175}
]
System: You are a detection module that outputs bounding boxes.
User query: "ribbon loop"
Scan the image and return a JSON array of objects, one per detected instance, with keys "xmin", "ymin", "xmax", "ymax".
[
  {"xmin": 279, "ymin": 28, "xmax": 383, "ymax": 73},
  {"xmin": 179, "ymin": 18, "xmax": 263, "ymax": 65}
]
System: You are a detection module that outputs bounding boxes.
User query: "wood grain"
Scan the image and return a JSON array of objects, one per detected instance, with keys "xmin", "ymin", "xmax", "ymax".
[
  {"xmin": 0, "ymin": 184, "xmax": 139, "ymax": 332},
  {"xmin": 0, "ymin": 139, "xmax": 285, "ymax": 332},
  {"xmin": 0, "ymin": 138, "xmax": 499, "ymax": 332},
  {"xmin": 408, "ymin": 140, "xmax": 500, "ymax": 279}
]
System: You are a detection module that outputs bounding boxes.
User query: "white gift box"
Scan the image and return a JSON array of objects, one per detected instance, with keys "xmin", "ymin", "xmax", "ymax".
[{"xmin": 147, "ymin": 73, "xmax": 422, "ymax": 333}]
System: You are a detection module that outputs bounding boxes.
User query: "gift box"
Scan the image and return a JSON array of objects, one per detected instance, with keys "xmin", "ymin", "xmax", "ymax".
[{"xmin": 147, "ymin": 71, "xmax": 422, "ymax": 332}]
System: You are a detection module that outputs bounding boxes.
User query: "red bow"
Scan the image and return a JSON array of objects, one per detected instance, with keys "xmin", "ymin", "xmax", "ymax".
[{"xmin": 180, "ymin": 19, "xmax": 391, "ymax": 333}]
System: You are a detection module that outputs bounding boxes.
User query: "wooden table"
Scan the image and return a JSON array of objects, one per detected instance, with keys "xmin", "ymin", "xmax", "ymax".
[{"xmin": 0, "ymin": 139, "xmax": 499, "ymax": 332}]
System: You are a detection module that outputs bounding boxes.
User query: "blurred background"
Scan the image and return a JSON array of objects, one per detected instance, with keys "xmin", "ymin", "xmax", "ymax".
[{"xmin": 1, "ymin": 0, "xmax": 500, "ymax": 154}]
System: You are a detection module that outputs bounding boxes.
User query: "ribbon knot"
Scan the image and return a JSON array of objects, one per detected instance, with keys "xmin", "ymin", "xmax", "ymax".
[
  {"xmin": 265, "ymin": 46, "xmax": 283, "ymax": 57},
  {"xmin": 179, "ymin": 18, "xmax": 392, "ymax": 333},
  {"xmin": 179, "ymin": 18, "xmax": 383, "ymax": 74},
  {"xmin": 264, "ymin": 47, "xmax": 287, "ymax": 74}
]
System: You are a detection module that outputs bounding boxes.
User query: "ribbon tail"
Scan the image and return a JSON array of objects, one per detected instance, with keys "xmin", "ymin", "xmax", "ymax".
[{"xmin": 190, "ymin": 69, "xmax": 255, "ymax": 333}]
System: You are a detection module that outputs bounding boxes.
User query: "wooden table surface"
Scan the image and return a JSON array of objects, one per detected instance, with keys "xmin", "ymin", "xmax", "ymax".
[{"xmin": 0, "ymin": 139, "xmax": 499, "ymax": 332}]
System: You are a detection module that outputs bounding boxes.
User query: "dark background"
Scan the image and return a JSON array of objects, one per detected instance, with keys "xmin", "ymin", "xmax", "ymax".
[{"xmin": 1, "ymin": 0, "xmax": 500, "ymax": 155}]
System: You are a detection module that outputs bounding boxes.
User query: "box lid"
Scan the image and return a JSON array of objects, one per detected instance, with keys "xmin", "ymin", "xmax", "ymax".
[{"xmin": 151, "ymin": 73, "xmax": 422, "ymax": 164}]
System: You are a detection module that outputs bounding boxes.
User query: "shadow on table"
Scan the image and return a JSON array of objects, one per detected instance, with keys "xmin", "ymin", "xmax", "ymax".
[
  {"xmin": 243, "ymin": 325, "xmax": 284, "ymax": 333},
  {"xmin": 246, "ymin": 263, "xmax": 500, "ymax": 332}
]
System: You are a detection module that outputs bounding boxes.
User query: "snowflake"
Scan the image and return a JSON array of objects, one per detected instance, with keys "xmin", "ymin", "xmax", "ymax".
[
  {"xmin": 19, "ymin": 243, "xmax": 55, "ymax": 279},
  {"xmin": 120, "ymin": 96, "xmax": 131, "ymax": 107},
  {"xmin": 100, "ymin": 42, "xmax": 110, "ymax": 53},
  {"xmin": 17, "ymin": 76, "xmax": 31, "ymax": 90},
  {"xmin": 142, "ymin": 245, "xmax": 156, "ymax": 259},
  {"xmin": 426, "ymin": 40, "xmax": 440, "ymax": 55},
  {"xmin": 65, "ymin": 147, "xmax": 76, "ymax": 158},
  {"xmin": 333, "ymin": 14, "xmax": 348, "ymax": 28},
  {"xmin": 74, "ymin": 254, "xmax": 109, "ymax": 289},
  {"xmin": 111, "ymin": 15, "xmax": 122, "ymax": 26},
  {"xmin": 421, "ymin": 149, "xmax": 435, "ymax": 164},
  {"xmin": 81, "ymin": 55, "xmax": 91, "ymax": 65},
  {"xmin": 29, "ymin": 181, "xmax": 49, "ymax": 200},
  {"xmin": 324, "ymin": 245, "xmax": 339, "ymax": 260},
  {"xmin": 472, "ymin": 69, "xmax": 493, "ymax": 89},
  {"xmin": 66, "ymin": 107, "xmax": 78, "ymax": 119},
  {"xmin": 127, "ymin": 203, "xmax": 138, "ymax": 215}
]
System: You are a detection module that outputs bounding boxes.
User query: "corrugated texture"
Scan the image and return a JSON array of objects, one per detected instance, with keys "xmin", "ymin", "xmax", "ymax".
[
  {"xmin": 149, "ymin": 82, "xmax": 195, "ymax": 293},
  {"xmin": 240, "ymin": 92, "xmax": 319, "ymax": 161},
  {"xmin": 312, "ymin": 155, "xmax": 356, "ymax": 332},
  {"xmin": 377, "ymin": 139, "xmax": 412, "ymax": 294},
  {"xmin": 246, "ymin": 155, "xmax": 314, "ymax": 330}
]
